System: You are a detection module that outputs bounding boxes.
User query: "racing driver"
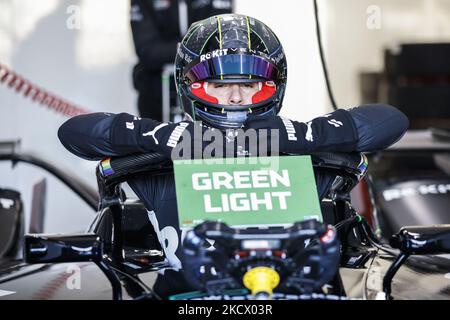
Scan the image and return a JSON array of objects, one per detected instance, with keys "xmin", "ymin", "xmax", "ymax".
[{"xmin": 58, "ymin": 14, "xmax": 409, "ymax": 298}]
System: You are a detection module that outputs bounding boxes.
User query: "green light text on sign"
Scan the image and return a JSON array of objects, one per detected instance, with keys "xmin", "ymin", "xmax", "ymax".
[{"xmin": 173, "ymin": 156, "xmax": 322, "ymax": 228}]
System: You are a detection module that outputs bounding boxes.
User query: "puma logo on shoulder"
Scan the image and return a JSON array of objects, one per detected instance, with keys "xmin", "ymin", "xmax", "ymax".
[{"xmin": 142, "ymin": 123, "xmax": 169, "ymax": 145}]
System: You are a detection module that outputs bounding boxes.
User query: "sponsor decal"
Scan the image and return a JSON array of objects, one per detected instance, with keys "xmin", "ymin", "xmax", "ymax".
[
  {"xmin": 147, "ymin": 210, "xmax": 182, "ymax": 271},
  {"xmin": 327, "ymin": 119, "xmax": 343, "ymax": 127},
  {"xmin": 166, "ymin": 122, "xmax": 189, "ymax": 148},
  {"xmin": 0, "ymin": 198, "xmax": 14, "ymax": 209},
  {"xmin": 126, "ymin": 122, "xmax": 134, "ymax": 130},
  {"xmin": 191, "ymin": 82, "xmax": 202, "ymax": 89},
  {"xmin": 382, "ymin": 183, "xmax": 450, "ymax": 201},
  {"xmin": 272, "ymin": 51, "xmax": 285, "ymax": 64},
  {"xmin": 195, "ymin": 47, "xmax": 282, "ymax": 66},
  {"xmin": 305, "ymin": 121, "xmax": 313, "ymax": 142},
  {"xmin": 178, "ymin": 48, "xmax": 193, "ymax": 64},
  {"xmin": 200, "ymin": 49, "xmax": 229, "ymax": 62},
  {"xmin": 282, "ymin": 118, "xmax": 297, "ymax": 141}
]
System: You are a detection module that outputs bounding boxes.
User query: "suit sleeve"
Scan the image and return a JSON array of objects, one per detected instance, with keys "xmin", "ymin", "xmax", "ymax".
[
  {"xmin": 295, "ymin": 103, "xmax": 410, "ymax": 153},
  {"xmin": 349, "ymin": 104, "xmax": 409, "ymax": 152},
  {"xmin": 58, "ymin": 112, "xmax": 160, "ymax": 160},
  {"xmin": 245, "ymin": 104, "xmax": 409, "ymax": 154},
  {"xmin": 58, "ymin": 112, "xmax": 195, "ymax": 160}
]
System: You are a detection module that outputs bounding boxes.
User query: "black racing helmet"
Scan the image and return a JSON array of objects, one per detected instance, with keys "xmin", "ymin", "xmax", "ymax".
[{"xmin": 175, "ymin": 14, "xmax": 287, "ymax": 130}]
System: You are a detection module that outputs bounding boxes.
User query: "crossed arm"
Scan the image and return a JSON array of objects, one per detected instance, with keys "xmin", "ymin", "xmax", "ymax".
[{"xmin": 58, "ymin": 104, "xmax": 409, "ymax": 161}]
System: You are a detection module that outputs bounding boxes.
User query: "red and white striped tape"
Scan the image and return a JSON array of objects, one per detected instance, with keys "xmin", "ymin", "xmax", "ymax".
[{"xmin": 0, "ymin": 62, "xmax": 91, "ymax": 117}]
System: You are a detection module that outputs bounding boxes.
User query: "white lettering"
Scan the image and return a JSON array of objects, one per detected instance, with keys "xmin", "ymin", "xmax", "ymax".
[
  {"xmin": 221, "ymin": 193, "xmax": 230, "ymax": 212},
  {"xmin": 0, "ymin": 198, "xmax": 14, "ymax": 209},
  {"xmin": 199, "ymin": 49, "xmax": 229, "ymax": 62},
  {"xmin": 270, "ymin": 169, "xmax": 291, "ymax": 187},
  {"xmin": 419, "ymin": 184, "xmax": 437, "ymax": 195},
  {"xmin": 204, "ymin": 194, "xmax": 222, "ymax": 212},
  {"xmin": 250, "ymin": 192, "xmax": 273, "ymax": 210},
  {"xmin": 382, "ymin": 184, "xmax": 450, "ymax": 201},
  {"xmin": 192, "ymin": 169, "xmax": 291, "ymax": 190},
  {"xmin": 192, "ymin": 173, "xmax": 211, "ymax": 190},
  {"xmin": 201, "ymin": 191, "xmax": 293, "ymax": 213},
  {"xmin": 382, "ymin": 189, "xmax": 402, "ymax": 201},
  {"xmin": 233, "ymin": 171, "xmax": 252, "ymax": 188},
  {"xmin": 166, "ymin": 122, "xmax": 189, "ymax": 148},
  {"xmin": 212, "ymin": 172, "xmax": 234, "ymax": 189},
  {"xmin": 282, "ymin": 118, "xmax": 297, "ymax": 141},
  {"xmin": 305, "ymin": 121, "xmax": 313, "ymax": 142},
  {"xmin": 271, "ymin": 191, "xmax": 291, "ymax": 209},
  {"xmin": 251, "ymin": 170, "xmax": 270, "ymax": 188},
  {"xmin": 230, "ymin": 193, "xmax": 251, "ymax": 211},
  {"xmin": 126, "ymin": 122, "xmax": 135, "ymax": 130}
]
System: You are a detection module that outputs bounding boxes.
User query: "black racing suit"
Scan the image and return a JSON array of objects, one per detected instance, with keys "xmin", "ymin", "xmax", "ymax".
[
  {"xmin": 58, "ymin": 104, "xmax": 409, "ymax": 297},
  {"xmin": 131, "ymin": 0, "xmax": 232, "ymax": 120}
]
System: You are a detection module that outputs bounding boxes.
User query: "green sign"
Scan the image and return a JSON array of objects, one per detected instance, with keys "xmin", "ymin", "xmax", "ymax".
[{"xmin": 173, "ymin": 156, "xmax": 322, "ymax": 228}]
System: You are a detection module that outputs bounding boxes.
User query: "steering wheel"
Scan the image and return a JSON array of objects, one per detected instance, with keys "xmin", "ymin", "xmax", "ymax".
[{"xmin": 182, "ymin": 219, "xmax": 340, "ymax": 298}]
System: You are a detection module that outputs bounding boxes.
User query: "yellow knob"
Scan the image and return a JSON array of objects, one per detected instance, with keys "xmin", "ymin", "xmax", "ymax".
[{"xmin": 243, "ymin": 267, "xmax": 280, "ymax": 298}]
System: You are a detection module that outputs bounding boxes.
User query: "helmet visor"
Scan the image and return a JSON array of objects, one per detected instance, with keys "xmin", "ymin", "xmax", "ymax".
[{"xmin": 184, "ymin": 54, "xmax": 279, "ymax": 83}]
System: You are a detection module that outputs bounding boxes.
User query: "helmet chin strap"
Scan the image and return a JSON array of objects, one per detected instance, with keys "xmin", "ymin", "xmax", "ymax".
[{"xmin": 226, "ymin": 110, "xmax": 248, "ymax": 122}]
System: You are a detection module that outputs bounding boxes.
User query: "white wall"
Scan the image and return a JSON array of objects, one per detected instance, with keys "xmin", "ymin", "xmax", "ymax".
[
  {"xmin": 0, "ymin": 0, "xmax": 137, "ymax": 233},
  {"xmin": 236, "ymin": 0, "xmax": 450, "ymax": 113},
  {"xmin": 235, "ymin": 0, "xmax": 330, "ymax": 121},
  {"xmin": 324, "ymin": 0, "xmax": 450, "ymax": 108}
]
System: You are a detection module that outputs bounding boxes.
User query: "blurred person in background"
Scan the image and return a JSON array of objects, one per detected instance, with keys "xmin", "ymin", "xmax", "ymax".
[{"xmin": 130, "ymin": 0, "xmax": 233, "ymax": 120}]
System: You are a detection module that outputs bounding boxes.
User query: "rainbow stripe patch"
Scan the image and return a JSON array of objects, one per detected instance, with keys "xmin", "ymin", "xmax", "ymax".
[
  {"xmin": 100, "ymin": 158, "xmax": 114, "ymax": 176},
  {"xmin": 357, "ymin": 154, "xmax": 369, "ymax": 179},
  {"xmin": 358, "ymin": 155, "xmax": 369, "ymax": 172}
]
